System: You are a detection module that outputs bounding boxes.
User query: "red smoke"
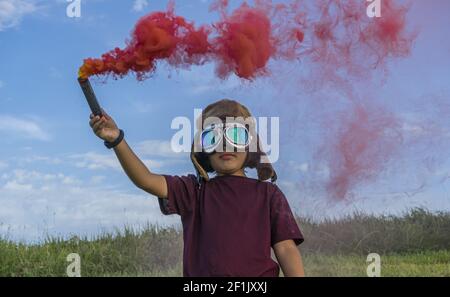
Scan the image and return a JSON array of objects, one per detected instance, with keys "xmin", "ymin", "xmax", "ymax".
[
  {"xmin": 78, "ymin": 4, "xmax": 211, "ymax": 80},
  {"xmin": 304, "ymin": 0, "xmax": 416, "ymax": 200},
  {"xmin": 299, "ymin": 0, "xmax": 416, "ymax": 84},
  {"xmin": 361, "ymin": 0, "xmax": 414, "ymax": 66},
  {"xmin": 79, "ymin": 0, "xmax": 413, "ymax": 81},
  {"xmin": 320, "ymin": 103, "xmax": 403, "ymax": 200},
  {"xmin": 213, "ymin": 4, "xmax": 274, "ymax": 79},
  {"xmin": 78, "ymin": 0, "xmax": 305, "ymax": 80}
]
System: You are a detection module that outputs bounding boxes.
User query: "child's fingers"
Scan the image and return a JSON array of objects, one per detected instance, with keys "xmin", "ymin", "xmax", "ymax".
[
  {"xmin": 92, "ymin": 119, "xmax": 104, "ymax": 132},
  {"xmin": 99, "ymin": 116, "xmax": 110, "ymax": 125},
  {"xmin": 92, "ymin": 121, "xmax": 100, "ymax": 132},
  {"xmin": 89, "ymin": 116, "xmax": 101, "ymax": 127}
]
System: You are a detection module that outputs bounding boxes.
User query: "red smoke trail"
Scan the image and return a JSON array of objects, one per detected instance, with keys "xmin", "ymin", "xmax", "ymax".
[
  {"xmin": 319, "ymin": 102, "xmax": 403, "ymax": 200},
  {"xmin": 78, "ymin": 3, "xmax": 212, "ymax": 80},
  {"xmin": 78, "ymin": 0, "xmax": 307, "ymax": 80},
  {"xmin": 305, "ymin": 0, "xmax": 415, "ymax": 200},
  {"xmin": 79, "ymin": 0, "xmax": 414, "ymax": 81}
]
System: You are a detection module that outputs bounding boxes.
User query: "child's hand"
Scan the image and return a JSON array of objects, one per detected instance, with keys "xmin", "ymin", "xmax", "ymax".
[{"xmin": 89, "ymin": 109, "xmax": 120, "ymax": 142}]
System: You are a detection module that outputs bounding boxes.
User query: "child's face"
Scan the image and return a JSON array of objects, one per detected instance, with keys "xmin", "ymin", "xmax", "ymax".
[{"xmin": 209, "ymin": 151, "xmax": 247, "ymax": 175}]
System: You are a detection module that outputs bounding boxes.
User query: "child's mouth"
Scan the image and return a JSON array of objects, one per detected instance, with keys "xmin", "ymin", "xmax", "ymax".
[{"xmin": 219, "ymin": 153, "xmax": 236, "ymax": 161}]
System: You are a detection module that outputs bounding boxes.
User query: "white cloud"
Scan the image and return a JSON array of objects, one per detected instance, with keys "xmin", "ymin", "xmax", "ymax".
[
  {"xmin": 67, "ymin": 150, "xmax": 182, "ymax": 172},
  {"xmin": 1, "ymin": 169, "xmax": 81, "ymax": 187},
  {"xmin": 0, "ymin": 0, "xmax": 37, "ymax": 31},
  {"xmin": 132, "ymin": 0, "xmax": 148, "ymax": 12},
  {"xmin": 0, "ymin": 115, "xmax": 51, "ymax": 141},
  {"xmin": 14, "ymin": 155, "xmax": 62, "ymax": 165},
  {"xmin": 68, "ymin": 151, "xmax": 122, "ymax": 171},
  {"xmin": 136, "ymin": 140, "xmax": 186, "ymax": 158},
  {"xmin": 287, "ymin": 161, "xmax": 309, "ymax": 173},
  {"xmin": 131, "ymin": 99, "xmax": 156, "ymax": 113},
  {"xmin": 141, "ymin": 159, "xmax": 168, "ymax": 170},
  {"xmin": 3, "ymin": 179, "xmax": 33, "ymax": 191},
  {"xmin": 0, "ymin": 168, "xmax": 178, "ymax": 242},
  {"xmin": 90, "ymin": 175, "xmax": 106, "ymax": 184}
]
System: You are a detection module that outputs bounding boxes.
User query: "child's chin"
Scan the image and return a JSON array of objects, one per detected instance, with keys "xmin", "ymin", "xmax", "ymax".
[{"xmin": 217, "ymin": 166, "xmax": 239, "ymax": 174}]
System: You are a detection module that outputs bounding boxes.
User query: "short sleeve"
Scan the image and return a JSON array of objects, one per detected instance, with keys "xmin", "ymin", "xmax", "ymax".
[
  {"xmin": 157, "ymin": 174, "xmax": 198, "ymax": 217},
  {"xmin": 270, "ymin": 187, "xmax": 304, "ymax": 247}
]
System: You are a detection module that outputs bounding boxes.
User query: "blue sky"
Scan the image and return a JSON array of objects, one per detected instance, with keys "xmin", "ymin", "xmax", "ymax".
[{"xmin": 0, "ymin": 0, "xmax": 449, "ymax": 242}]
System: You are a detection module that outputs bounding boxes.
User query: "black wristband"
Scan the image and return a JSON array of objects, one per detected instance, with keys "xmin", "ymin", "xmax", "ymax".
[{"xmin": 104, "ymin": 129, "xmax": 124, "ymax": 149}]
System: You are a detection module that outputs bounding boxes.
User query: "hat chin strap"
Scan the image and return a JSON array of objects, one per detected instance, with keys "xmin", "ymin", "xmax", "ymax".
[{"xmin": 191, "ymin": 149, "xmax": 210, "ymax": 184}]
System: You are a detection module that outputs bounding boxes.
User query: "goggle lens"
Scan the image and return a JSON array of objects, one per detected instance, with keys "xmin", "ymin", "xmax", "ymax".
[
  {"xmin": 226, "ymin": 126, "xmax": 248, "ymax": 146},
  {"xmin": 201, "ymin": 129, "xmax": 220, "ymax": 149}
]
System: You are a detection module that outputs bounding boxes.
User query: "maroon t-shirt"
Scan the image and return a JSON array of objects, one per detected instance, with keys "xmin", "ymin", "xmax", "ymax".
[{"xmin": 157, "ymin": 174, "xmax": 303, "ymax": 277}]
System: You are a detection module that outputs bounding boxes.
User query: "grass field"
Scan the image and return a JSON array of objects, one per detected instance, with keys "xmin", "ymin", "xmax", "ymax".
[
  {"xmin": 302, "ymin": 251, "xmax": 450, "ymax": 277},
  {"xmin": 1, "ymin": 208, "xmax": 449, "ymax": 277}
]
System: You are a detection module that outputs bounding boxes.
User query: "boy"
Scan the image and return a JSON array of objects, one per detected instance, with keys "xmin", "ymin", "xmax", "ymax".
[{"xmin": 89, "ymin": 99, "xmax": 305, "ymax": 276}]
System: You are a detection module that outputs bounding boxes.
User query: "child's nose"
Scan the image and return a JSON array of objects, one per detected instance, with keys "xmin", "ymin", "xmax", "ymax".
[{"xmin": 222, "ymin": 137, "xmax": 237, "ymax": 153}]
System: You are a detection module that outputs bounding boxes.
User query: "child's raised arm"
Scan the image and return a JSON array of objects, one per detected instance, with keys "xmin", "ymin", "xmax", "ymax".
[{"xmin": 89, "ymin": 110, "xmax": 168, "ymax": 198}]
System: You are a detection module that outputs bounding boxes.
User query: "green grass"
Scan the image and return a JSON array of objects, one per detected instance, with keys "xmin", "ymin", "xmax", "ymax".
[
  {"xmin": 302, "ymin": 250, "xmax": 450, "ymax": 277},
  {"xmin": 1, "ymin": 208, "xmax": 449, "ymax": 277},
  {"xmin": 0, "ymin": 226, "xmax": 183, "ymax": 277},
  {"xmin": 298, "ymin": 208, "xmax": 450, "ymax": 255}
]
